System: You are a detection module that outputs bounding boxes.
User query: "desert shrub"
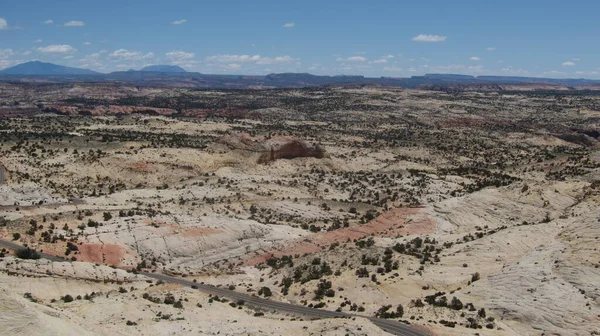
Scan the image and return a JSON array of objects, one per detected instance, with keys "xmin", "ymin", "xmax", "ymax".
[
  {"xmin": 410, "ymin": 299, "xmax": 425, "ymax": 307},
  {"xmin": 163, "ymin": 294, "xmax": 176, "ymax": 305},
  {"xmin": 355, "ymin": 267, "xmax": 369, "ymax": 278},
  {"xmin": 375, "ymin": 304, "xmax": 404, "ymax": 318},
  {"xmin": 313, "ymin": 279, "xmax": 334, "ymax": 300},
  {"xmin": 103, "ymin": 212, "xmax": 112, "ymax": 221},
  {"xmin": 258, "ymin": 287, "xmax": 272, "ymax": 297},
  {"xmin": 16, "ymin": 247, "xmax": 40, "ymax": 259},
  {"xmin": 249, "ymin": 205, "xmax": 258, "ymax": 214},
  {"xmin": 450, "ymin": 296, "xmax": 463, "ymax": 310}
]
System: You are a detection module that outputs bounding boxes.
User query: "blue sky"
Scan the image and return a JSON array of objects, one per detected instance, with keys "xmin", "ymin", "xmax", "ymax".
[{"xmin": 1, "ymin": 0, "xmax": 599, "ymax": 78}]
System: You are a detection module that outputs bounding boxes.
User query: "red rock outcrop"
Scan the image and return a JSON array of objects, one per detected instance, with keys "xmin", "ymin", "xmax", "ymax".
[
  {"xmin": 43, "ymin": 104, "xmax": 177, "ymax": 116},
  {"xmin": 220, "ymin": 133, "xmax": 327, "ymax": 163},
  {"xmin": 258, "ymin": 138, "xmax": 327, "ymax": 163}
]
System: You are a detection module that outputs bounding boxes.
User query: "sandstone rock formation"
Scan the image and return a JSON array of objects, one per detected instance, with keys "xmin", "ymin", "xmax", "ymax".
[
  {"xmin": 258, "ymin": 138, "xmax": 327, "ymax": 163},
  {"xmin": 220, "ymin": 133, "xmax": 327, "ymax": 164},
  {"xmin": 43, "ymin": 104, "xmax": 177, "ymax": 116}
]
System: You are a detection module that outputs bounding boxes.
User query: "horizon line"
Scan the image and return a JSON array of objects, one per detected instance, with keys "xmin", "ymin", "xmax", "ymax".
[{"xmin": 2, "ymin": 61, "xmax": 600, "ymax": 82}]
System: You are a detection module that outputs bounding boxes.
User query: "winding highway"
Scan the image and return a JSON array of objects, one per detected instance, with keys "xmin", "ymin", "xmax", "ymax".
[
  {"xmin": 0, "ymin": 239, "xmax": 430, "ymax": 336},
  {"xmin": 0, "ymin": 239, "xmax": 65, "ymax": 262}
]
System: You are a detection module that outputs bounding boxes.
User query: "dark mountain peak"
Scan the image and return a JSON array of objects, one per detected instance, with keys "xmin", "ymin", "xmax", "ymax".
[
  {"xmin": 0, "ymin": 61, "xmax": 100, "ymax": 75},
  {"xmin": 139, "ymin": 65, "xmax": 186, "ymax": 73}
]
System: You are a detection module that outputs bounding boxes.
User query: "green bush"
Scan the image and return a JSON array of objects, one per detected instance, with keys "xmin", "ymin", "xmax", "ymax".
[
  {"xmin": 16, "ymin": 248, "xmax": 40, "ymax": 259},
  {"xmin": 258, "ymin": 287, "xmax": 272, "ymax": 297}
]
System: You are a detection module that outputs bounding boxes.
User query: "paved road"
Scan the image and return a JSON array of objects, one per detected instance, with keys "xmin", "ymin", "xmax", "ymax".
[
  {"xmin": 0, "ymin": 165, "xmax": 4, "ymax": 184},
  {"xmin": 0, "ymin": 239, "xmax": 430, "ymax": 336},
  {"xmin": 142, "ymin": 272, "xmax": 429, "ymax": 336},
  {"xmin": 0, "ymin": 198, "xmax": 84, "ymax": 211},
  {"xmin": 0, "ymin": 239, "xmax": 65, "ymax": 262}
]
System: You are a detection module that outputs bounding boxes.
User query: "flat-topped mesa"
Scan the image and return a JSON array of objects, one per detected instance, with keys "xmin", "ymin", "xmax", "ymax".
[{"xmin": 220, "ymin": 133, "xmax": 328, "ymax": 163}]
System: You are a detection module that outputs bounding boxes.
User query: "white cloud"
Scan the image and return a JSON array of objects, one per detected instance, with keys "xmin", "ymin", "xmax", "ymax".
[
  {"xmin": 83, "ymin": 42, "xmax": 91, "ymax": 45},
  {"xmin": 373, "ymin": 59, "xmax": 388, "ymax": 64},
  {"xmin": 0, "ymin": 17, "xmax": 7, "ymax": 30},
  {"xmin": 0, "ymin": 59, "xmax": 23, "ymax": 70},
  {"xmin": 34, "ymin": 39, "xmax": 42, "ymax": 43},
  {"xmin": 543, "ymin": 70, "xmax": 567, "ymax": 77},
  {"xmin": 562, "ymin": 61, "xmax": 575, "ymax": 66},
  {"xmin": 337, "ymin": 56, "xmax": 367, "ymax": 62},
  {"xmin": 572, "ymin": 58, "xmax": 580, "ymax": 61},
  {"xmin": 63, "ymin": 55, "xmax": 74, "ymax": 60},
  {"xmin": 424, "ymin": 64, "xmax": 485, "ymax": 74},
  {"xmin": 37, "ymin": 44, "xmax": 77, "ymax": 53},
  {"xmin": 207, "ymin": 54, "xmax": 260, "ymax": 63},
  {"xmin": 205, "ymin": 54, "xmax": 296, "ymax": 65},
  {"xmin": 43, "ymin": 20, "xmax": 53, "ymax": 24},
  {"xmin": 64, "ymin": 21, "xmax": 85, "ymax": 27},
  {"xmin": 165, "ymin": 50, "xmax": 196, "ymax": 67},
  {"xmin": 469, "ymin": 57, "xmax": 480, "ymax": 61},
  {"xmin": 412, "ymin": 34, "xmax": 446, "ymax": 42},
  {"xmin": 308, "ymin": 66, "xmax": 317, "ymax": 70},
  {"xmin": 227, "ymin": 63, "xmax": 240, "ymax": 69},
  {"xmin": 383, "ymin": 66, "xmax": 403, "ymax": 72},
  {"xmin": 22, "ymin": 51, "xmax": 32, "ymax": 56},
  {"xmin": 486, "ymin": 47, "xmax": 496, "ymax": 51},
  {"xmin": 0, "ymin": 49, "xmax": 14, "ymax": 59},
  {"xmin": 574, "ymin": 70, "xmax": 599, "ymax": 76},
  {"xmin": 383, "ymin": 55, "xmax": 394, "ymax": 59},
  {"xmin": 108, "ymin": 49, "xmax": 154, "ymax": 61},
  {"xmin": 256, "ymin": 55, "xmax": 295, "ymax": 64},
  {"xmin": 166, "ymin": 51, "xmax": 194, "ymax": 60},
  {"xmin": 501, "ymin": 67, "xmax": 529, "ymax": 75},
  {"xmin": 79, "ymin": 52, "xmax": 104, "ymax": 67},
  {"xmin": 283, "ymin": 22, "xmax": 295, "ymax": 28},
  {"xmin": 171, "ymin": 19, "xmax": 187, "ymax": 25}
]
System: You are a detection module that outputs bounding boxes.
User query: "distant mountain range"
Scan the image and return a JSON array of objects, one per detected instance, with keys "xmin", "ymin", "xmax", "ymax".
[
  {"xmin": 0, "ymin": 61, "xmax": 100, "ymax": 75},
  {"xmin": 0, "ymin": 61, "xmax": 187, "ymax": 75},
  {"xmin": 139, "ymin": 65, "xmax": 186, "ymax": 73},
  {"xmin": 1, "ymin": 61, "xmax": 600, "ymax": 91}
]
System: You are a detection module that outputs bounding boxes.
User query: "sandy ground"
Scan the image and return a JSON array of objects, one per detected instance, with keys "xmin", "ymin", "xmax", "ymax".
[{"xmin": 1, "ymin": 88, "xmax": 599, "ymax": 335}]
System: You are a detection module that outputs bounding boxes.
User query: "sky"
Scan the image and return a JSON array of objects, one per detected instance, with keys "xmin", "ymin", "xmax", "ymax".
[{"xmin": 1, "ymin": 0, "xmax": 599, "ymax": 78}]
